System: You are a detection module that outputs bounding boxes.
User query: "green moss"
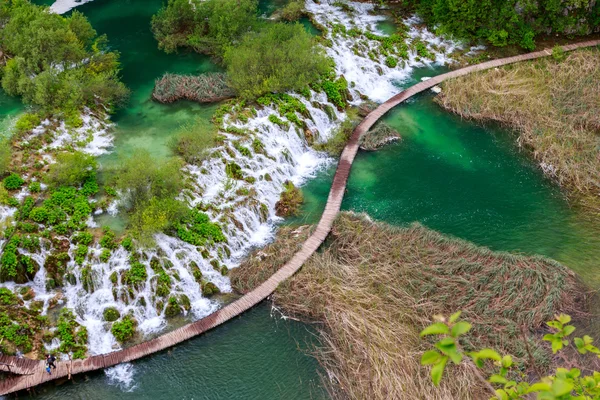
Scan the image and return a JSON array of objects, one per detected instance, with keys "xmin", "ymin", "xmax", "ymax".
[
  {"xmin": 202, "ymin": 281, "xmax": 220, "ymax": 297},
  {"xmin": 165, "ymin": 296, "xmax": 181, "ymax": 317},
  {"xmin": 124, "ymin": 261, "xmax": 148, "ymax": 288},
  {"xmin": 56, "ymin": 308, "xmax": 88, "ymax": 358},
  {"xmin": 268, "ymin": 114, "xmax": 289, "ymax": 129},
  {"xmin": 385, "ymin": 56, "xmax": 398, "ymax": 68},
  {"xmin": 103, "ymin": 307, "xmax": 120, "ymax": 322},
  {"xmin": 225, "ymin": 162, "xmax": 244, "ymax": 180},
  {"xmin": 99, "ymin": 248, "xmax": 111, "ymax": 263},
  {"xmin": 190, "ymin": 261, "xmax": 203, "ymax": 284}
]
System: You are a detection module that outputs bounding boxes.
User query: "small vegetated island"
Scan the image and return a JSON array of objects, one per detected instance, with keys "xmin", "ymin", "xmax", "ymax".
[{"xmin": 0, "ymin": 0, "xmax": 599, "ymax": 398}]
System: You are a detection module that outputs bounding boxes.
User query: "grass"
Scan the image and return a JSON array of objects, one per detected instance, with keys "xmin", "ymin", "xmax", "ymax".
[
  {"xmin": 231, "ymin": 212, "xmax": 585, "ymax": 399},
  {"xmin": 152, "ymin": 73, "xmax": 235, "ymax": 104},
  {"xmin": 437, "ymin": 48, "xmax": 600, "ymax": 215}
]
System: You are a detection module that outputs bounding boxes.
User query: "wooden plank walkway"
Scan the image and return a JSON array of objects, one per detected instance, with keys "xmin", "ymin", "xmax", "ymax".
[{"xmin": 1, "ymin": 39, "xmax": 598, "ymax": 396}]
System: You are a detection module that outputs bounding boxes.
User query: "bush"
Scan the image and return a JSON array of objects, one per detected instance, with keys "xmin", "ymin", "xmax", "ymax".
[
  {"xmin": 14, "ymin": 113, "xmax": 41, "ymax": 134},
  {"xmin": 385, "ymin": 56, "xmax": 398, "ymax": 68},
  {"xmin": 224, "ymin": 23, "xmax": 329, "ymax": 100},
  {"xmin": 280, "ymin": 0, "xmax": 304, "ymax": 21},
  {"xmin": 28, "ymin": 182, "xmax": 41, "ymax": 193},
  {"xmin": 111, "ymin": 315, "xmax": 136, "ymax": 343},
  {"xmin": 3, "ymin": 173, "xmax": 24, "ymax": 190},
  {"xmin": 47, "ymin": 152, "xmax": 97, "ymax": 188},
  {"xmin": 275, "ymin": 180, "xmax": 303, "ymax": 217},
  {"xmin": 169, "ymin": 118, "xmax": 217, "ymax": 166}
]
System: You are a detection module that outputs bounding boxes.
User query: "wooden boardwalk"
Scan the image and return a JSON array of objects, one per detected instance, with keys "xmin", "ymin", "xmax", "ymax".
[{"xmin": 1, "ymin": 39, "xmax": 598, "ymax": 396}]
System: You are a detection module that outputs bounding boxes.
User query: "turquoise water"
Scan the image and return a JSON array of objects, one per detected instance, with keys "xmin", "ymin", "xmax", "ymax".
[
  {"xmin": 23, "ymin": 303, "xmax": 326, "ymax": 400},
  {"xmin": 297, "ymin": 93, "xmax": 600, "ymax": 287},
  {"xmin": 0, "ymin": 90, "xmax": 25, "ymax": 138}
]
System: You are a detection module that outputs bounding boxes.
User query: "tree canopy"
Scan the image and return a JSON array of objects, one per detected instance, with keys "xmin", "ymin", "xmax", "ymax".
[
  {"xmin": 224, "ymin": 23, "xmax": 329, "ymax": 99},
  {"xmin": 0, "ymin": 0, "xmax": 128, "ymax": 115}
]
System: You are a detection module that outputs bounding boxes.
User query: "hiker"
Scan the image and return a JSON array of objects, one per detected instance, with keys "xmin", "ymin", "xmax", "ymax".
[{"xmin": 46, "ymin": 354, "xmax": 56, "ymax": 371}]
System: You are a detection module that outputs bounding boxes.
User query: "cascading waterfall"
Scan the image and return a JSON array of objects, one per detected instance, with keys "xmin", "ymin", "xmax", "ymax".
[{"xmin": 2, "ymin": 0, "xmax": 464, "ymax": 389}]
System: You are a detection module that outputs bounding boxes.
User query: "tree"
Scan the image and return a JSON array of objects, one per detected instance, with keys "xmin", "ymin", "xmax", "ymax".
[
  {"xmin": 224, "ymin": 23, "xmax": 329, "ymax": 99},
  {"xmin": 0, "ymin": 1, "xmax": 128, "ymax": 114},
  {"xmin": 47, "ymin": 151, "xmax": 96, "ymax": 188},
  {"xmin": 421, "ymin": 312, "xmax": 600, "ymax": 399}
]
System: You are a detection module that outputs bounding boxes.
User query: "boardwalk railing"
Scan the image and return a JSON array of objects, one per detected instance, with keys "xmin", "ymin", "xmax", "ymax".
[{"xmin": 1, "ymin": 39, "xmax": 598, "ymax": 396}]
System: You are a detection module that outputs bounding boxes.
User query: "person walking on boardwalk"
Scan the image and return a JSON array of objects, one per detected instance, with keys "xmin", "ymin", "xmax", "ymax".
[{"xmin": 45, "ymin": 354, "xmax": 56, "ymax": 374}]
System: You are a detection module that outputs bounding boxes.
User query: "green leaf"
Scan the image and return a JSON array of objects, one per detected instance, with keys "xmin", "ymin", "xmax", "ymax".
[
  {"xmin": 574, "ymin": 337, "xmax": 585, "ymax": 351},
  {"xmin": 448, "ymin": 311, "xmax": 461, "ymax": 324},
  {"xmin": 431, "ymin": 356, "xmax": 448, "ymax": 386},
  {"xmin": 551, "ymin": 339, "xmax": 563, "ymax": 353},
  {"xmin": 527, "ymin": 382, "xmax": 552, "ymax": 393},
  {"xmin": 420, "ymin": 322, "xmax": 449, "ymax": 337},
  {"xmin": 495, "ymin": 389, "xmax": 509, "ymax": 400},
  {"xmin": 552, "ymin": 378, "xmax": 573, "ymax": 397},
  {"xmin": 501, "ymin": 355, "xmax": 512, "ymax": 368},
  {"xmin": 421, "ymin": 350, "xmax": 441, "ymax": 365},
  {"xmin": 447, "ymin": 349, "xmax": 462, "ymax": 365},
  {"xmin": 563, "ymin": 325, "xmax": 576, "ymax": 336},
  {"xmin": 557, "ymin": 314, "xmax": 571, "ymax": 325},
  {"xmin": 474, "ymin": 349, "xmax": 501, "ymax": 361},
  {"xmin": 451, "ymin": 321, "xmax": 472, "ymax": 337},
  {"xmin": 489, "ymin": 374, "xmax": 508, "ymax": 384}
]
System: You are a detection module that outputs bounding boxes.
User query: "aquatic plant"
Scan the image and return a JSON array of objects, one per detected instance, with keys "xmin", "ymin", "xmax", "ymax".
[
  {"xmin": 232, "ymin": 213, "xmax": 581, "ymax": 399},
  {"xmin": 275, "ymin": 181, "xmax": 303, "ymax": 217},
  {"xmin": 152, "ymin": 73, "xmax": 235, "ymax": 104},
  {"xmin": 111, "ymin": 314, "xmax": 137, "ymax": 343}
]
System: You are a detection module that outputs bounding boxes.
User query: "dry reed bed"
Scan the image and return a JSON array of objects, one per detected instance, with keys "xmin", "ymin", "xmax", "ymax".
[
  {"xmin": 152, "ymin": 72, "xmax": 235, "ymax": 103},
  {"xmin": 231, "ymin": 213, "xmax": 586, "ymax": 399},
  {"xmin": 437, "ymin": 48, "xmax": 600, "ymax": 215}
]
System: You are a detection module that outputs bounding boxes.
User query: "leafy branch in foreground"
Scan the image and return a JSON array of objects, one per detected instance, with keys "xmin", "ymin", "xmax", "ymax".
[{"xmin": 421, "ymin": 312, "xmax": 600, "ymax": 399}]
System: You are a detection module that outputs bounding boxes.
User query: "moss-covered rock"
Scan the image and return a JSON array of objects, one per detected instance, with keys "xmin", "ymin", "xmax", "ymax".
[
  {"xmin": 103, "ymin": 307, "xmax": 120, "ymax": 322},
  {"xmin": 202, "ymin": 281, "xmax": 220, "ymax": 297},
  {"xmin": 165, "ymin": 296, "xmax": 181, "ymax": 317},
  {"xmin": 111, "ymin": 314, "xmax": 137, "ymax": 343}
]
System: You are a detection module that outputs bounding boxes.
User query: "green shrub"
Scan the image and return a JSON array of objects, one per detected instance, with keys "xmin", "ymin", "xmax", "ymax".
[
  {"xmin": 47, "ymin": 152, "xmax": 97, "ymax": 188},
  {"xmin": 3, "ymin": 173, "xmax": 24, "ymax": 190},
  {"xmin": 28, "ymin": 181, "xmax": 41, "ymax": 193},
  {"xmin": 14, "ymin": 113, "xmax": 41, "ymax": 134},
  {"xmin": 169, "ymin": 118, "xmax": 216, "ymax": 166},
  {"xmin": 280, "ymin": 0, "xmax": 304, "ymax": 21},
  {"xmin": 111, "ymin": 315, "xmax": 136, "ymax": 343},
  {"xmin": 385, "ymin": 56, "xmax": 398, "ymax": 68}
]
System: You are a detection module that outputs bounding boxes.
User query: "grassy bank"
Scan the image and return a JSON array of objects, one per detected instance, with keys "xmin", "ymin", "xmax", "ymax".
[
  {"xmin": 437, "ymin": 48, "xmax": 600, "ymax": 216},
  {"xmin": 231, "ymin": 213, "xmax": 588, "ymax": 399}
]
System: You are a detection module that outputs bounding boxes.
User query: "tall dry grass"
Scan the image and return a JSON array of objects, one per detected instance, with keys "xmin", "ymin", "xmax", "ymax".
[
  {"xmin": 231, "ymin": 213, "xmax": 586, "ymax": 399},
  {"xmin": 437, "ymin": 48, "xmax": 600, "ymax": 215}
]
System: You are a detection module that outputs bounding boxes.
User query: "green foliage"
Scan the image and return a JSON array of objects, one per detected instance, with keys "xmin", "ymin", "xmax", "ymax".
[
  {"xmin": 0, "ymin": 288, "xmax": 17, "ymax": 305},
  {"xmin": 47, "ymin": 151, "xmax": 97, "ymax": 188},
  {"xmin": 225, "ymin": 162, "xmax": 244, "ymax": 180},
  {"xmin": 28, "ymin": 186, "xmax": 92, "ymax": 232},
  {"xmin": 28, "ymin": 181, "xmax": 41, "ymax": 193},
  {"xmin": 124, "ymin": 261, "xmax": 148, "ymax": 288},
  {"xmin": 275, "ymin": 180, "xmax": 303, "ymax": 217},
  {"xmin": 3, "ymin": 173, "xmax": 24, "ymax": 190},
  {"xmin": 176, "ymin": 208, "xmax": 226, "ymax": 247},
  {"xmin": 318, "ymin": 76, "xmax": 348, "ymax": 109},
  {"xmin": 385, "ymin": 56, "xmax": 398, "ymax": 68},
  {"xmin": 224, "ymin": 23, "xmax": 329, "ymax": 100},
  {"xmin": 0, "ymin": 138, "xmax": 10, "ymax": 177},
  {"xmin": 268, "ymin": 114, "xmax": 289, "ymax": 129},
  {"xmin": 421, "ymin": 313, "xmax": 600, "ymax": 399},
  {"xmin": 152, "ymin": 0, "xmax": 258, "ymax": 56},
  {"xmin": 55, "ymin": 308, "xmax": 87, "ymax": 358},
  {"xmin": 103, "ymin": 307, "xmax": 120, "ymax": 322},
  {"xmin": 0, "ymin": 2, "xmax": 128, "ymax": 114},
  {"xmin": 552, "ymin": 46, "xmax": 566, "ymax": 62},
  {"xmin": 314, "ymin": 109, "xmax": 358, "ymax": 156},
  {"xmin": 280, "ymin": 0, "xmax": 304, "ymax": 21},
  {"xmin": 111, "ymin": 314, "xmax": 136, "ymax": 343},
  {"xmin": 169, "ymin": 118, "xmax": 217, "ymax": 166},
  {"xmin": 100, "ymin": 226, "xmax": 118, "ymax": 250},
  {"xmin": 14, "ymin": 113, "xmax": 41, "ymax": 134},
  {"xmin": 417, "ymin": 0, "xmax": 597, "ymax": 51}
]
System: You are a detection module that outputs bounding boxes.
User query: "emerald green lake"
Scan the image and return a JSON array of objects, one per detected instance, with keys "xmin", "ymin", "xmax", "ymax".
[{"xmin": 298, "ymin": 93, "xmax": 600, "ymax": 288}]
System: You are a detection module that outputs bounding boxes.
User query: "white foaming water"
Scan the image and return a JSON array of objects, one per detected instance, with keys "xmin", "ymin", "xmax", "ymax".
[
  {"xmin": 49, "ymin": 0, "xmax": 96, "ymax": 14},
  {"xmin": 3, "ymin": 0, "xmax": 460, "ymax": 390},
  {"xmin": 105, "ymin": 363, "xmax": 137, "ymax": 392},
  {"xmin": 306, "ymin": 0, "xmax": 460, "ymax": 102}
]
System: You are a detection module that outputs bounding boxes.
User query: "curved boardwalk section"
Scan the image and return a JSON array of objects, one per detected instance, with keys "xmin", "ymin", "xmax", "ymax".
[{"xmin": 1, "ymin": 39, "xmax": 598, "ymax": 396}]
